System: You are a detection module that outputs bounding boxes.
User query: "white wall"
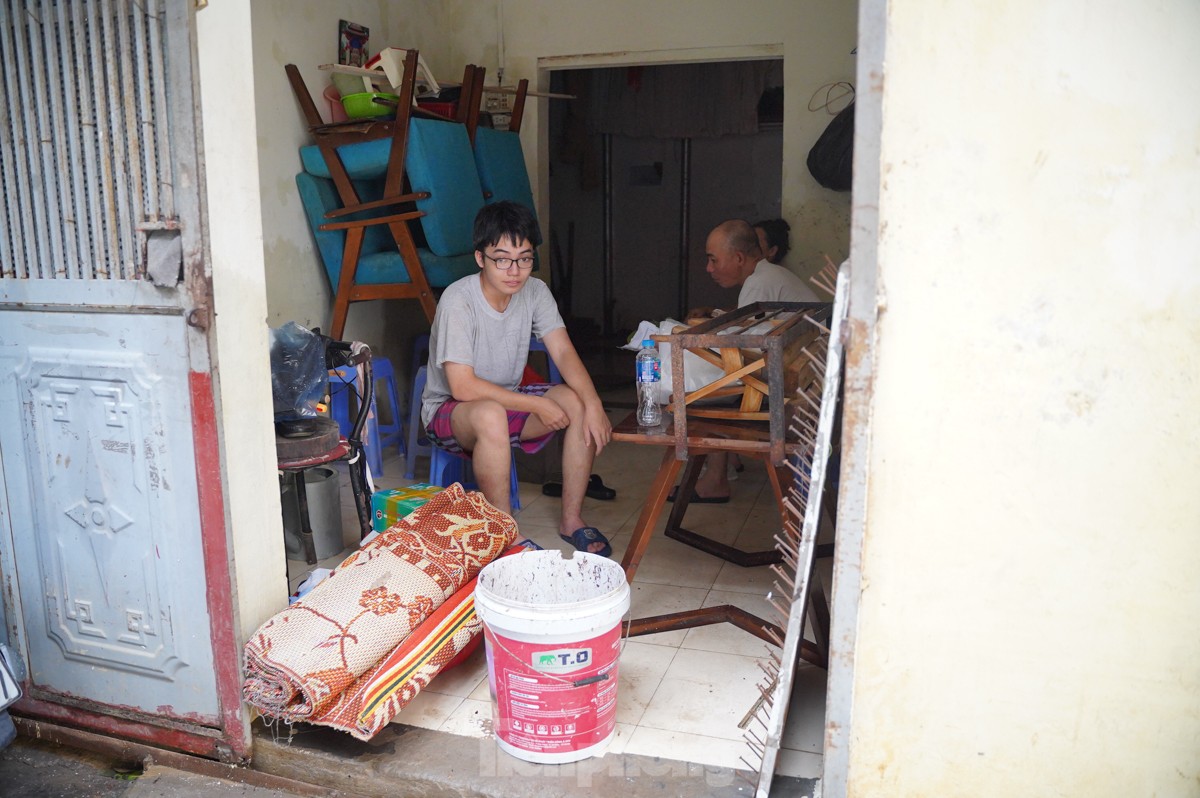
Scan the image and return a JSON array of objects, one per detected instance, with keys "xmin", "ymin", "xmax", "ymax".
[
  {"xmin": 844, "ymin": 1, "xmax": 1200, "ymax": 795},
  {"xmin": 195, "ymin": 2, "xmax": 287, "ymax": 642},
  {"xmin": 416, "ymin": 0, "xmax": 857, "ymax": 282}
]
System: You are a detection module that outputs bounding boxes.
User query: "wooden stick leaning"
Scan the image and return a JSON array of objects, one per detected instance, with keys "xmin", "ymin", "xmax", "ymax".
[{"xmin": 741, "ymin": 263, "xmax": 850, "ymax": 798}]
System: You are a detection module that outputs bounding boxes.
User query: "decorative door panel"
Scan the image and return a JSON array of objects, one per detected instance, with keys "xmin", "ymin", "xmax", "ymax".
[
  {"xmin": 0, "ymin": 0, "xmax": 243, "ymax": 758},
  {"xmin": 4, "ymin": 320, "xmax": 216, "ymax": 719}
]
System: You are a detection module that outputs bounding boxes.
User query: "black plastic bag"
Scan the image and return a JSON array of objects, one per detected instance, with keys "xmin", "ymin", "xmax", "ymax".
[
  {"xmin": 269, "ymin": 321, "xmax": 329, "ymax": 421},
  {"xmin": 807, "ymin": 101, "xmax": 855, "ymax": 192}
]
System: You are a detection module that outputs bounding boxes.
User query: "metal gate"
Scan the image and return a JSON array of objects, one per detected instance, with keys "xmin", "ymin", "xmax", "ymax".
[{"xmin": 0, "ymin": 0, "xmax": 244, "ymax": 759}]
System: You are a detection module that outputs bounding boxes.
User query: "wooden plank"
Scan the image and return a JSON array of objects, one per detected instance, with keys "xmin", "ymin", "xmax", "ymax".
[{"xmin": 684, "ymin": 357, "xmax": 763, "ymax": 405}]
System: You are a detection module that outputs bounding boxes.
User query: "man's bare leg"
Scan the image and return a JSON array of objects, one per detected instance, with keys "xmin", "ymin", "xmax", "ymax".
[
  {"xmin": 450, "ymin": 399, "xmax": 514, "ymax": 516},
  {"xmin": 523, "ymin": 385, "xmax": 607, "ymax": 553},
  {"xmin": 690, "ymin": 451, "xmax": 731, "ymax": 500},
  {"xmin": 553, "ymin": 389, "xmax": 593, "ymax": 538}
]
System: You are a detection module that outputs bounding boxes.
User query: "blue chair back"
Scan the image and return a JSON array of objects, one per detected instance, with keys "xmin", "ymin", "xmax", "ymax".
[
  {"xmin": 473, "ymin": 126, "xmax": 535, "ymax": 212},
  {"xmin": 527, "ymin": 337, "xmax": 562, "ymax": 384},
  {"xmin": 405, "ymin": 118, "xmax": 485, "ymax": 256},
  {"xmin": 405, "ymin": 365, "xmax": 432, "ymax": 480},
  {"xmin": 296, "ymin": 172, "xmax": 409, "ymax": 288}
]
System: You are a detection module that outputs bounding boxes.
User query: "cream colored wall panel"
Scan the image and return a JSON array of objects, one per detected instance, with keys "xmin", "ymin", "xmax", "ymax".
[
  {"xmin": 848, "ymin": 1, "xmax": 1200, "ymax": 795},
  {"xmin": 196, "ymin": 0, "xmax": 286, "ymax": 642}
]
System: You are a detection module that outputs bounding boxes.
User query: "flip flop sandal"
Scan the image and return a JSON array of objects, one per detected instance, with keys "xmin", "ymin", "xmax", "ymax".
[
  {"xmin": 558, "ymin": 526, "xmax": 613, "ymax": 558},
  {"xmin": 542, "ymin": 474, "xmax": 618, "ymax": 501},
  {"xmin": 503, "ymin": 538, "xmax": 544, "ymax": 556},
  {"xmin": 586, "ymin": 474, "xmax": 617, "ymax": 500},
  {"xmin": 666, "ymin": 486, "xmax": 730, "ymax": 504}
]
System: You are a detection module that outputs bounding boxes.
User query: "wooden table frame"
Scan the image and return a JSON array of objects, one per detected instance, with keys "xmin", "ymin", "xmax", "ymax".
[
  {"xmin": 613, "ymin": 412, "xmax": 830, "ymax": 667},
  {"xmin": 660, "ymin": 301, "xmax": 831, "ymax": 464}
]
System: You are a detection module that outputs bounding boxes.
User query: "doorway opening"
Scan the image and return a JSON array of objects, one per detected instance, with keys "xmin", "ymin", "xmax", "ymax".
[{"xmin": 545, "ymin": 59, "xmax": 784, "ymax": 392}]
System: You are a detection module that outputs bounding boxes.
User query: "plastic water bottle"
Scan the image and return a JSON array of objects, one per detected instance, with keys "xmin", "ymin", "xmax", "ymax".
[{"xmin": 635, "ymin": 339, "xmax": 662, "ymax": 428}]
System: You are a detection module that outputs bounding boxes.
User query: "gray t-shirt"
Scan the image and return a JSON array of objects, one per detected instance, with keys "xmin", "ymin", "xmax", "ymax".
[{"xmin": 420, "ymin": 274, "xmax": 565, "ymax": 428}]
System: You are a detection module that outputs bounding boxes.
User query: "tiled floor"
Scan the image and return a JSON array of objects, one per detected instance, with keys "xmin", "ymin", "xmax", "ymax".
[{"xmin": 285, "ymin": 409, "xmax": 829, "ymax": 780}]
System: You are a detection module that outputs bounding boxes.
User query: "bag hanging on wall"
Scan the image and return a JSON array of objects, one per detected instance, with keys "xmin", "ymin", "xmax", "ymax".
[{"xmin": 806, "ymin": 101, "xmax": 855, "ymax": 191}]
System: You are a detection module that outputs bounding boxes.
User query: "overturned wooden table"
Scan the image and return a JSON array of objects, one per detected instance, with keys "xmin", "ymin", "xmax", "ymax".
[{"xmin": 612, "ymin": 411, "xmax": 831, "ymax": 668}]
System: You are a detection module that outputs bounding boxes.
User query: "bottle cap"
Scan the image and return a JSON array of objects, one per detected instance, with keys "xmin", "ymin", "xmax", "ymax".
[{"xmin": 641, "ymin": 339, "xmax": 654, "ymax": 348}]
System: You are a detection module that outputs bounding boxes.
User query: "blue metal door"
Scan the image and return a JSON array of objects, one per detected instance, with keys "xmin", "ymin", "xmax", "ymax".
[{"xmin": 0, "ymin": 0, "xmax": 243, "ymax": 759}]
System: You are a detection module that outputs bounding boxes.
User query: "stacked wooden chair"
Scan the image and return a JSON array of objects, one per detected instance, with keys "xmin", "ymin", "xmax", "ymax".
[
  {"xmin": 287, "ymin": 50, "xmax": 492, "ymax": 338},
  {"xmin": 287, "ymin": 51, "xmax": 542, "ymax": 338}
]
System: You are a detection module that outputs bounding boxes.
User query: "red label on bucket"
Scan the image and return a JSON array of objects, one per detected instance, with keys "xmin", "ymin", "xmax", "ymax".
[{"xmin": 484, "ymin": 623, "xmax": 622, "ymax": 756}]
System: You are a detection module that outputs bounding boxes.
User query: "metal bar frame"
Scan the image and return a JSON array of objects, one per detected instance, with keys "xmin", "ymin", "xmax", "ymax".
[{"xmin": 819, "ymin": 1, "xmax": 885, "ymax": 793}]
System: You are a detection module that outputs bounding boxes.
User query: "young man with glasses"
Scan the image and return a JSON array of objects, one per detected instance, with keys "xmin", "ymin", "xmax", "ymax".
[{"xmin": 419, "ymin": 201, "xmax": 614, "ymax": 556}]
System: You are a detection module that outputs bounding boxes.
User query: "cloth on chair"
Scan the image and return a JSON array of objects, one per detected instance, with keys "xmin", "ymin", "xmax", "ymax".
[{"xmin": 242, "ymin": 483, "xmax": 516, "ymax": 740}]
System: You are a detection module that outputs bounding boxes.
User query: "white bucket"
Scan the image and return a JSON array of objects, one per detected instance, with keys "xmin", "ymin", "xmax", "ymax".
[{"xmin": 474, "ymin": 550, "xmax": 630, "ymax": 764}]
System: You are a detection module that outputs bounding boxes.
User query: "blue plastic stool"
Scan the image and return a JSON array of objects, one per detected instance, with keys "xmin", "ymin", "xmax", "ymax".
[
  {"xmin": 372, "ymin": 357, "xmax": 405, "ymax": 459},
  {"xmin": 430, "ymin": 445, "xmax": 522, "ymax": 512},
  {"xmin": 404, "ymin": 366, "xmax": 433, "ymax": 480},
  {"xmin": 410, "ymin": 332, "xmax": 430, "ymax": 387},
  {"xmin": 329, "ymin": 365, "xmax": 384, "ymax": 477}
]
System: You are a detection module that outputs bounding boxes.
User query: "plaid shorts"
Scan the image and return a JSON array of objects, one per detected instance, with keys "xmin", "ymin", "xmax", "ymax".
[{"xmin": 425, "ymin": 383, "xmax": 557, "ymax": 456}]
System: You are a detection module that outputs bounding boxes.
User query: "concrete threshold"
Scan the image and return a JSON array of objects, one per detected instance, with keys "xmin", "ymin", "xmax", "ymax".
[
  {"xmin": 249, "ymin": 720, "xmax": 819, "ymax": 798},
  {"xmin": 7, "ymin": 713, "xmax": 817, "ymax": 797}
]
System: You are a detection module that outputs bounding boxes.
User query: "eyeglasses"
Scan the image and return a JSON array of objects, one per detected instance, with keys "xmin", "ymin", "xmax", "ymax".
[{"xmin": 483, "ymin": 254, "xmax": 535, "ymax": 272}]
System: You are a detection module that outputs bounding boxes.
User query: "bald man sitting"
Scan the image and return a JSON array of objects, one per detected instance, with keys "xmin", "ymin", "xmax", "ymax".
[
  {"xmin": 671, "ymin": 219, "xmax": 818, "ymax": 504},
  {"xmin": 706, "ymin": 219, "xmax": 819, "ymax": 306}
]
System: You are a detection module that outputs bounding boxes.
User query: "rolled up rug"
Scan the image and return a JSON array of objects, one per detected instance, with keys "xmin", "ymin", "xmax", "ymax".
[
  {"xmin": 242, "ymin": 483, "xmax": 516, "ymax": 737},
  {"xmin": 314, "ymin": 543, "xmax": 528, "ymax": 739}
]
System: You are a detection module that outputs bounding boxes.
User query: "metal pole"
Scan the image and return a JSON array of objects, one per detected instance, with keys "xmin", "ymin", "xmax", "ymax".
[
  {"xmin": 602, "ymin": 133, "xmax": 614, "ymax": 336},
  {"xmin": 678, "ymin": 138, "xmax": 691, "ymax": 320}
]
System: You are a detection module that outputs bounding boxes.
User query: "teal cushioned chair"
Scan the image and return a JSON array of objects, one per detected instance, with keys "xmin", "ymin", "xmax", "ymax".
[
  {"xmin": 295, "ymin": 117, "xmax": 484, "ymax": 337},
  {"xmin": 470, "ymin": 79, "xmax": 541, "ymax": 271}
]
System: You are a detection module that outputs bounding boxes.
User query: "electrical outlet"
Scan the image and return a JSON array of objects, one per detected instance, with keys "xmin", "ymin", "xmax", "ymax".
[{"xmin": 485, "ymin": 90, "xmax": 514, "ymax": 114}]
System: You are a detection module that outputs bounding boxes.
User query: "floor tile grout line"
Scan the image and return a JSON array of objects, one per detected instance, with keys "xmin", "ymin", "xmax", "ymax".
[
  {"xmin": 628, "ymin": 717, "xmax": 758, "ymax": 746},
  {"xmin": 625, "ymin": 640, "xmax": 682, "ymax": 734},
  {"xmin": 433, "ymin": 695, "xmax": 470, "ymax": 733}
]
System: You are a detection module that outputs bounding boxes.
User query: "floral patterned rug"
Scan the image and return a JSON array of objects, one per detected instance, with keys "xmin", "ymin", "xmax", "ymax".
[{"xmin": 242, "ymin": 483, "xmax": 517, "ymax": 740}]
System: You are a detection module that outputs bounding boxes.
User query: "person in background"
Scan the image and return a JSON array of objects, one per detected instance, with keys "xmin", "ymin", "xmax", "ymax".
[
  {"xmin": 753, "ymin": 218, "xmax": 792, "ymax": 266},
  {"xmin": 421, "ymin": 201, "xmax": 614, "ymax": 556},
  {"xmin": 705, "ymin": 218, "xmax": 819, "ymax": 309},
  {"xmin": 671, "ymin": 219, "xmax": 817, "ymax": 504}
]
